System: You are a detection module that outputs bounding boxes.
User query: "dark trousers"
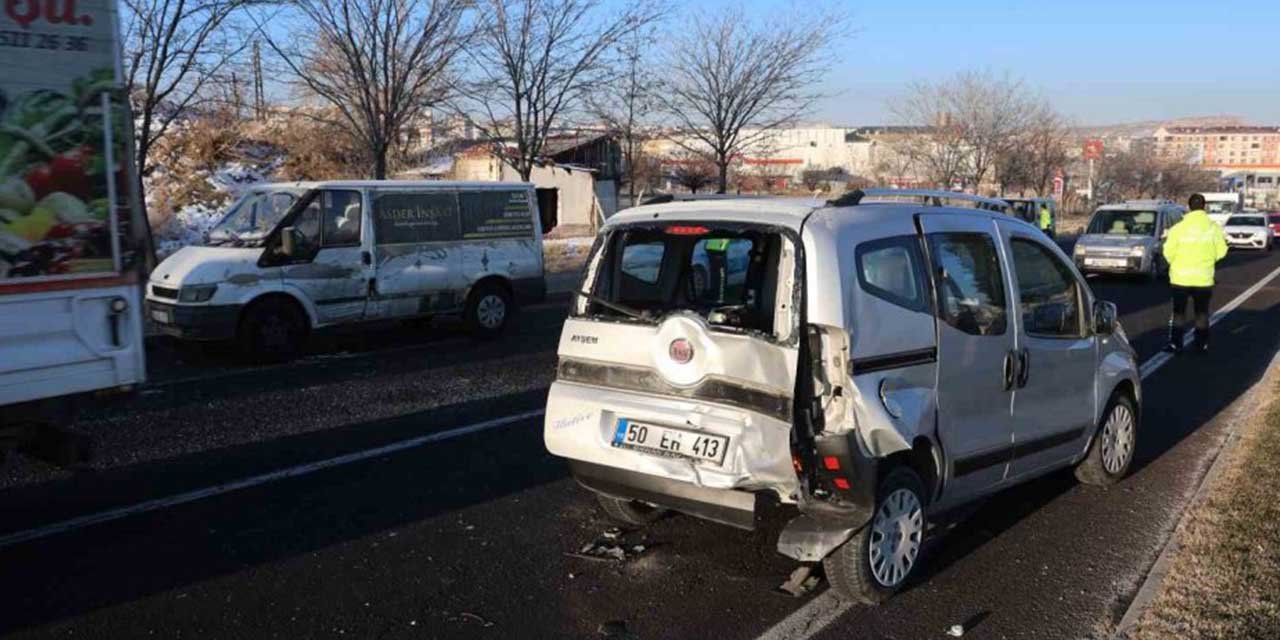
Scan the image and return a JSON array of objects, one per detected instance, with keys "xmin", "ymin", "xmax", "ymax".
[{"xmin": 1169, "ymin": 285, "xmax": 1212, "ymax": 348}]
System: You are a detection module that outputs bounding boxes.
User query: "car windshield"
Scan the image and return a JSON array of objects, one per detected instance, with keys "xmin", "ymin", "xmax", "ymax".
[
  {"xmin": 579, "ymin": 224, "xmax": 786, "ymax": 337},
  {"xmin": 1087, "ymin": 210, "xmax": 1157, "ymax": 236},
  {"xmin": 1227, "ymin": 215, "xmax": 1266, "ymax": 227},
  {"xmin": 207, "ymin": 189, "xmax": 304, "ymax": 244},
  {"xmin": 1206, "ymin": 201, "xmax": 1237, "ymax": 215}
]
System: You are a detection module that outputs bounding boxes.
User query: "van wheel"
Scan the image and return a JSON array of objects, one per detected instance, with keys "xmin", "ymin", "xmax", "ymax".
[
  {"xmin": 596, "ymin": 494, "xmax": 667, "ymax": 526},
  {"xmin": 823, "ymin": 467, "xmax": 927, "ymax": 605},
  {"xmin": 1076, "ymin": 392, "xmax": 1138, "ymax": 486},
  {"xmin": 464, "ymin": 282, "xmax": 511, "ymax": 338},
  {"xmin": 239, "ymin": 298, "xmax": 307, "ymax": 362}
]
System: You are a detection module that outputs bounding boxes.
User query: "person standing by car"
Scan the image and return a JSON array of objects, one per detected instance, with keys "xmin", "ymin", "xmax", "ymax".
[
  {"xmin": 1163, "ymin": 193, "xmax": 1228, "ymax": 354},
  {"xmin": 1039, "ymin": 202, "xmax": 1052, "ymax": 234}
]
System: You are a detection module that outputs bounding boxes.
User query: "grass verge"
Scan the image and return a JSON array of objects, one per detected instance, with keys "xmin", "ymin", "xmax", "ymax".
[{"xmin": 1130, "ymin": 381, "xmax": 1280, "ymax": 638}]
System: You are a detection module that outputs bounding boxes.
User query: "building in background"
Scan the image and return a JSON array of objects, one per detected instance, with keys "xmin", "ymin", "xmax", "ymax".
[{"xmin": 1153, "ymin": 126, "xmax": 1280, "ymax": 209}]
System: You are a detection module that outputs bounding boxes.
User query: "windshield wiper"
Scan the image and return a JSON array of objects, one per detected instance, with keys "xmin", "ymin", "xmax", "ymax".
[{"xmin": 576, "ymin": 290, "xmax": 650, "ymax": 321}]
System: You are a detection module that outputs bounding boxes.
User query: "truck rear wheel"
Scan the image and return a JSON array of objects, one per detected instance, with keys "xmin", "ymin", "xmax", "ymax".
[{"xmin": 238, "ymin": 298, "xmax": 307, "ymax": 362}]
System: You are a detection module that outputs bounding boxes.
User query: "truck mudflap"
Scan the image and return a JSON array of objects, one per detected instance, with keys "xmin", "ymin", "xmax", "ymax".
[
  {"xmin": 570, "ymin": 460, "xmax": 761, "ymax": 530},
  {"xmin": 777, "ymin": 431, "xmax": 879, "ymax": 562}
]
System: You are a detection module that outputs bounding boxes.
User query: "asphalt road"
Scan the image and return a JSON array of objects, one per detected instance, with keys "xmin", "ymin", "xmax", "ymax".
[{"xmin": 4, "ymin": 245, "xmax": 1280, "ymax": 639}]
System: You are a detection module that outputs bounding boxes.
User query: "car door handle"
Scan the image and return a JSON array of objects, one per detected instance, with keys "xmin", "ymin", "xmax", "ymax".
[
  {"xmin": 1003, "ymin": 351, "xmax": 1016, "ymax": 391},
  {"xmin": 1016, "ymin": 348, "xmax": 1030, "ymax": 388}
]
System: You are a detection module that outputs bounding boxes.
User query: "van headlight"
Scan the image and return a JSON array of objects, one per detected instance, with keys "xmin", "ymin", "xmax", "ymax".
[
  {"xmin": 1073, "ymin": 244, "xmax": 1086, "ymax": 256},
  {"xmin": 1129, "ymin": 246, "xmax": 1147, "ymax": 257},
  {"xmin": 178, "ymin": 284, "xmax": 218, "ymax": 302}
]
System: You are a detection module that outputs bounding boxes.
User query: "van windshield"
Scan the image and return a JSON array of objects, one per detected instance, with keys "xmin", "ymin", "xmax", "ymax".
[
  {"xmin": 579, "ymin": 224, "xmax": 789, "ymax": 337},
  {"xmin": 1087, "ymin": 210, "xmax": 1156, "ymax": 236},
  {"xmin": 208, "ymin": 189, "xmax": 304, "ymax": 245}
]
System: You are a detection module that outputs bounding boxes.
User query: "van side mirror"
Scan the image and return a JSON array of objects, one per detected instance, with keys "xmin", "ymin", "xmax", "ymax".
[
  {"xmin": 281, "ymin": 226, "xmax": 298, "ymax": 257},
  {"xmin": 1093, "ymin": 300, "xmax": 1118, "ymax": 335}
]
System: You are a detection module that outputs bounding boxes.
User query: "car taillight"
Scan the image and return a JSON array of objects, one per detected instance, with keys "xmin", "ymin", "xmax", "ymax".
[{"xmin": 665, "ymin": 225, "xmax": 709, "ymax": 236}]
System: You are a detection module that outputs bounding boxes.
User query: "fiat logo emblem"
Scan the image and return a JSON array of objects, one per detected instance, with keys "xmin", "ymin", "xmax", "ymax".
[{"xmin": 669, "ymin": 338, "xmax": 695, "ymax": 364}]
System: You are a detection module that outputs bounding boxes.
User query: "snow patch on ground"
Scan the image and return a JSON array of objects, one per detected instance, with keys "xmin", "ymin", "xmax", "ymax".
[{"xmin": 151, "ymin": 157, "xmax": 280, "ymax": 259}]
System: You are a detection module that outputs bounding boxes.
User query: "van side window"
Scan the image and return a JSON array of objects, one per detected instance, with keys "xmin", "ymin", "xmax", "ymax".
[
  {"xmin": 320, "ymin": 190, "xmax": 362, "ymax": 247},
  {"xmin": 1010, "ymin": 239, "xmax": 1083, "ymax": 338},
  {"xmin": 293, "ymin": 201, "xmax": 323, "ymax": 255},
  {"xmin": 927, "ymin": 233, "xmax": 1008, "ymax": 336},
  {"xmin": 856, "ymin": 235, "xmax": 928, "ymax": 313},
  {"xmin": 459, "ymin": 190, "xmax": 536, "ymax": 239},
  {"xmin": 372, "ymin": 191, "xmax": 461, "ymax": 244}
]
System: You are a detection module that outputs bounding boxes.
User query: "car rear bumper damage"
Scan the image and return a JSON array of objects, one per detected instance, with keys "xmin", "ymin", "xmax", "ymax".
[{"xmin": 570, "ymin": 459, "xmax": 761, "ymax": 530}]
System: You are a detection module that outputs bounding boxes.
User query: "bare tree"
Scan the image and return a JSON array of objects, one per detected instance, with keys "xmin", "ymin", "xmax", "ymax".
[
  {"xmin": 993, "ymin": 101, "xmax": 1073, "ymax": 196},
  {"xmin": 1094, "ymin": 149, "xmax": 1216, "ymax": 203},
  {"xmin": 458, "ymin": 0, "xmax": 662, "ymax": 182},
  {"xmin": 588, "ymin": 28, "xmax": 659, "ymax": 206},
  {"xmin": 259, "ymin": 0, "xmax": 471, "ymax": 179},
  {"xmin": 667, "ymin": 152, "xmax": 716, "ymax": 193},
  {"xmin": 660, "ymin": 9, "xmax": 841, "ymax": 193},
  {"xmin": 122, "ymin": 0, "xmax": 252, "ymax": 179},
  {"xmin": 889, "ymin": 72, "xmax": 1037, "ymax": 190}
]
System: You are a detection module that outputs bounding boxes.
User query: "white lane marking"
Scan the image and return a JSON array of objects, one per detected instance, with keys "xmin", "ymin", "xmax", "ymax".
[
  {"xmin": 757, "ymin": 261, "xmax": 1280, "ymax": 640},
  {"xmin": 0, "ymin": 409, "xmax": 546, "ymax": 550}
]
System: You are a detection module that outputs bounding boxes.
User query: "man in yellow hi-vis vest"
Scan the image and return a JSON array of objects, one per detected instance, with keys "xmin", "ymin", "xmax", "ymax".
[
  {"xmin": 1039, "ymin": 203, "xmax": 1052, "ymax": 234},
  {"xmin": 1163, "ymin": 194, "xmax": 1228, "ymax": 354}
]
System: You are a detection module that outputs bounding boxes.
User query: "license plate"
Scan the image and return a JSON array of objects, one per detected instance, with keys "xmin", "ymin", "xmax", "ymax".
[
  {"xmin": 1085, "ymin": 257, "xmax": 1127, "ymax": 268},
  {"xmin": 612, "ymin": 419, "xmax": 729, "ymax": 466},
  {"xmin": 150, "ymin": 309, "xmax": 170, "ymax": 324}
]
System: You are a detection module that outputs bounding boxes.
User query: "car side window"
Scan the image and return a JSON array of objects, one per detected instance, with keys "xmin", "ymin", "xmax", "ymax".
[
  {"xmin": 293, "ymin": 201, "xmax": 323, "ymax": 255},
  {"xmin": 320, "ymin": 190, "xmax": 363, "ymax": 247},
  {"xmin": 856, "ymin": 235, "xmax": 929, "ymax": 313},
  {"xmin": 927, "ymin": 232, "xmax": 1008, "ymax": 336},
  {"xmin": 1010, "ymin": 238, "xmax": 1083, "ymax": 338}
]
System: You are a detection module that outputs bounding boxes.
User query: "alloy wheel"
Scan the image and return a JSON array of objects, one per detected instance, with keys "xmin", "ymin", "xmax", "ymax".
[
  {"xmin": 868, "ymin": 487, "xmax": 924, "ymax": 587},
  {"xmin": 1101, "ymin": 403, "xmax": 1136, "ymax": 474}
]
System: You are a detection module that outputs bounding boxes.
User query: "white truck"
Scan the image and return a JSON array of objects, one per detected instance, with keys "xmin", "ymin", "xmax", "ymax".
[
  {"xmin": 1, "ymin": 2, "xmax": 148, "ymax": 464},
  {"xmin": 1202, "ymin": 192, "xmax": 1243, "ymax": 226}
]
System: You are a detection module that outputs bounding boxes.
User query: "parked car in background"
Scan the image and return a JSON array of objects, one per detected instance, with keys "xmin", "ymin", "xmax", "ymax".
[
  {"xmin": 147, "ymin": 181, "xmax": 546, "ymax": 360},
  {"xmin": 1073, "ymin": 201, "xmax": 1186, "ymax": 279},
  {"xmin": 546, "ymin": 188, "xmax": 1140, "ymax": 604},
  {"xmin": 1004, "ymin": 197, "xmax": 1057, "ymax": 238},
  {"xmin": 1267, "ymin": 213, "xmax": 1280, "ymax": 236},
  {"xmin": 1222, "ymin": 214, "xmax": 1274, "ymax": 251}
]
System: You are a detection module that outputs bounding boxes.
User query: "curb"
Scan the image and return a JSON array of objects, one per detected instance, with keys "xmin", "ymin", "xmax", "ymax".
[{"xmin": 1113, "ymin": 345, "xmax": 1280, "ymax": 638}]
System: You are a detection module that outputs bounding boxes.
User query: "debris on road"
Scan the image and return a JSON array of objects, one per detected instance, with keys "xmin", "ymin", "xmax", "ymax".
[
  {"xmin": 565, "ymin": 528, "xmax": 650, "ymax": 563},
  {"xmin": 947, "ymin": 623, "xmax": 965, "ymax": 637},
  {"xmin": 775, "ymin": 565, "xmax": 821, "ymax": 598}
]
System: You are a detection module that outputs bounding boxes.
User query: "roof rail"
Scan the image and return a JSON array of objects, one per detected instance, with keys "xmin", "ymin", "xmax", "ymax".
[{"xmin": 829, "ymin": 188, "xmax": 1009, "ymax": 212}]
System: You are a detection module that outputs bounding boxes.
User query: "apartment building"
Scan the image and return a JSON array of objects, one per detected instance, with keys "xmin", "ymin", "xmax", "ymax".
[{"xmin": 1152, "ymin": 126, "xmax": 1280, "ymax": 209}]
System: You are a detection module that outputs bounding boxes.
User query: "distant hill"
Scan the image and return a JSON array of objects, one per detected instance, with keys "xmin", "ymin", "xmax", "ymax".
[{"xmin": 1078, "ymin": 115, "xmax": 1248, "ymax": 138}]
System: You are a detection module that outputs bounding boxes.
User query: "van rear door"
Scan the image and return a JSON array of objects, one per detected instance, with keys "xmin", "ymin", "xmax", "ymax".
[{"xmin": 546, "ymin": 222, "xmax": 802, "ymax": 498}]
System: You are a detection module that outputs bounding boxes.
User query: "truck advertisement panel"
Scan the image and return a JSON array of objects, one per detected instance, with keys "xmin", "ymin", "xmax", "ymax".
[{"xmin": 1, "ymin": 0, "xmax": 143, "ymax": 284}]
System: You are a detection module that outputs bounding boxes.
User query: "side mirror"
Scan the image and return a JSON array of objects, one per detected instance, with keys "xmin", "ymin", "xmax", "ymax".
[
  {"xmin": 281, "ymin": 226, "xmax": 298, "ymax": 257},
  {"xmin": 1093, "ymin": 300, "xmax": 1118, "ymax": 335}
]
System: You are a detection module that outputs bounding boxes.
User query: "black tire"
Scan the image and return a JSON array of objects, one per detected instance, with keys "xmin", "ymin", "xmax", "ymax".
[
  {"xmin": 464, "ymin": 281, "xmax": 512, "ymax": 339},
  {"xmin": 596, "ymin": 493, "xmax": 667, "ymax": 526},
  {"xmin": 823, "ymin": 467, "xmax": 928, "ymax": 605},
  {"xmin": 1076, "ymin": 392, "xmax": 1138, "ymax": 486},
  {"xmin": 238, "ymin": 298, "xmax": 308, "ymax": 362}
]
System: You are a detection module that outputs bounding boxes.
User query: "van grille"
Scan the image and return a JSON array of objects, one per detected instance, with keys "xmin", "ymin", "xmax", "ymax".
[{"xmin": 152, "ymin": 285, "xmax": 179, "ymax": 299}]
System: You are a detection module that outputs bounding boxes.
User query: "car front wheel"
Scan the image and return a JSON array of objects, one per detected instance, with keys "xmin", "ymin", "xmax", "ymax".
[
  {"xmin": 823, "ymin": 467, "xmax": 928, "ymax": 605},
  {"xmin": 1076, "ymin": 392, "xmax": 1138, "ymax": 485}
]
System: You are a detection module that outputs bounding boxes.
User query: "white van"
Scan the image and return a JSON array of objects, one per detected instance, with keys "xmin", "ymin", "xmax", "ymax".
[{"xmin": 146, "ymin": 181, "xmax": 545, "ymax": 358}]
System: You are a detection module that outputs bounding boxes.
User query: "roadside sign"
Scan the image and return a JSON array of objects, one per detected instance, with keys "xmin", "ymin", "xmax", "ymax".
[
  {"xmin": 1083, "ymin": 139, "xmax": 1104, "ymax": 161},
  {"xmin": 1053, "ymin": 174, "xmax": 1065, "ymax": 200}
]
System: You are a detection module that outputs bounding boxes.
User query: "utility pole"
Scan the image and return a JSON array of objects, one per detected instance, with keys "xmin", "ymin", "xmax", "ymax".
[{"xmin": 252, "ymin": 40, "xmax": 265, "ymax": 121}]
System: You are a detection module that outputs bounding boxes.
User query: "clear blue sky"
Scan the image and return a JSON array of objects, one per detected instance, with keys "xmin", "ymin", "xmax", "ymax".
[{"xmin": 668, "ymin": 0, "xmax": 1280, "ymax": 126}]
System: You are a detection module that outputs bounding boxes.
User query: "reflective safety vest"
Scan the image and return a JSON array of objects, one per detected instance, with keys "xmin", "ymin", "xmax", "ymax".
[
  {"xmin": 705, "ymin": 238, "xmax": 730, "ymax": 252},
  {"xmin": 1039, "ymin": 206, "xmax": 1052, "ymax": 230},
  {"xmin": 1164, "ymin": 210, "xmax": 1228, "ymax": 287}
]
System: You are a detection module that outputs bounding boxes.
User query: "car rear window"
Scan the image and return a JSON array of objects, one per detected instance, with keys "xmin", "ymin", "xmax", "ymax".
[{"xmin": 580, "ymin": 224, "xmax": 789, "ymax": 338}]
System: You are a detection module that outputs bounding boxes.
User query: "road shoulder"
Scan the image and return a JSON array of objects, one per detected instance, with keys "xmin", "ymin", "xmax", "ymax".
[{"xmin": 1119, "ymin": 347, "xmax": 1280, "ymax": 638}]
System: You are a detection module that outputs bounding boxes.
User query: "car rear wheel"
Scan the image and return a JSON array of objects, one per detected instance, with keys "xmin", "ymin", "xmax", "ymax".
[
  {"xmin": 238, "ymin": 298, "xmax": 307, "ymax": 362},
  {"xmin": 464, "ymin": 282, "xmax": 512, "ymax": 339},
  {"xmin": 1076, "ymin": 392, "xmax": 1138, "ymax": 485},
  {"xmin": 595, "ymin": 494, "xmax": 668, "ymax": 526},
  {"xmin": 823, "ymin": 467, "xmax": 927, "ymax": 605}
]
